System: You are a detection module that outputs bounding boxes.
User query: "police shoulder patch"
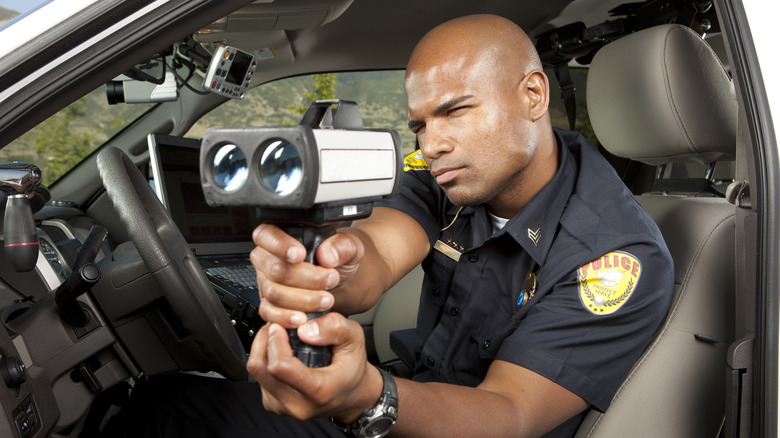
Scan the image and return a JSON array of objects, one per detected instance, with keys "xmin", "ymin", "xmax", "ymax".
[
  {"xmin": 577, "ymin": 251, "xmax": 641, "ymax": 315},
  {"xmin": 403, "ymin": 150, "xmax": 428, "ymax": 172}
]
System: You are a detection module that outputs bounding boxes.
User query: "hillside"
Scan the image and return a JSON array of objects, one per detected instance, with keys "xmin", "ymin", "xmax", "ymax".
[
  {"xmin": 1, "ymin": 68, "xmax": 594, "ymax": 185},
  {"xmin": 1, "ymin": 71, "xmax": 416, "ymax": 184},
  {"xmin": 0, "ymin": 6, "xmax": 18, "ymax": 26},
  {"xmin": 189, "ymin": 71, "xmax": 417, "ymax": 152}
]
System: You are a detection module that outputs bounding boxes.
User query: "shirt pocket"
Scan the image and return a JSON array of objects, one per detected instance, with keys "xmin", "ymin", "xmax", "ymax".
[
  {"xmin": 416, "ymin": 250, "xmax": 458, "ymax": 338},
  {"xmin": 472, "ymin": 301, "xmax": 522, "ymax": 360},
  {"xmin": 451, "ymin": 301, "xmax": 522, "ymax": 386}
]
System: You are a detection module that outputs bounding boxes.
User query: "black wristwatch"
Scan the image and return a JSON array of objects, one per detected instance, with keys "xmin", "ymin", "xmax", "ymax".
[{"xmin": 331, "ymin": 368, "xmax": 398, "ymax": 438}]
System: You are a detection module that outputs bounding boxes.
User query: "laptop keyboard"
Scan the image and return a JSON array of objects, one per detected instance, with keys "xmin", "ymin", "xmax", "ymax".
[
  {"xmin": 199, "ymin": 255, "xmax": 263, "ymax": 349},
  {"xmin": 200, "ymin": 255, "xmax": 259, "ymax": 306}
]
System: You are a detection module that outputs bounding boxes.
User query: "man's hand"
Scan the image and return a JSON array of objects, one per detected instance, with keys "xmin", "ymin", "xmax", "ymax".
[
  {"xmin": 246, "ymin": 208, "xmax": 429, "ymax": 423},
  {"xmin": 247, "ymin": 313, "xmax": 382, "ymax": 421},
  {"xmin": 250, "ymin": 223, "xmax": 365, "ymax": 328}
]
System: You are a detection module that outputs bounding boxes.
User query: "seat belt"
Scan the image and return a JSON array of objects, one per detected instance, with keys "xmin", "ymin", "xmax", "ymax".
[
  {"xmin": 723, "ymin": 103, "xmax": 757, "ymax": 438},
  {"xmin": 553, "ymin": 62, "xmax": 577, "ymax": 130}
]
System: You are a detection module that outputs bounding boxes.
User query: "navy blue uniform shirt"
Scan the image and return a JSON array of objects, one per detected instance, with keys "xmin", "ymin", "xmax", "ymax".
[{"xmin": 377, "ymin": 128, "xmax": 674, "ymax": 436}]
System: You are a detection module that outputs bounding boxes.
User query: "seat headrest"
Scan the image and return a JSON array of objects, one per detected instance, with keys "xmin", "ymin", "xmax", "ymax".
[{"xmin": 586, "ymin": 24, "xmax": 737, "ymax": 166}]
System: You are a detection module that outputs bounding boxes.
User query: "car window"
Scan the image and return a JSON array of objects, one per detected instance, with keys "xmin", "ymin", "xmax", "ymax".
[
  {"xmin": 0, "ymin": 1, "xmax": 47, "ymax": 30},
  {"xmin": 0, "ymin": 67, "xmax": 596, "ymax": 189},
  {"xmin": 0, "ymin": 67, "xmax": 595, "ymax": 189},
  {"xmin": 0, "ymin": 0, "xmax": 55, "ymax": 32},
  {"xmin": 188, "ymin": 71, "xmax": 418, "ymax": 156},
  {"xmin": 189, "ymin": 68, "xmax": 595, "ymax": 158},
  {"xmin": 0, "ymin": 86, "xmax": 153, "ymax": 186},
  {"xmin": 0, "ymin": 0, "xmax": 96, "ymax": 55}
]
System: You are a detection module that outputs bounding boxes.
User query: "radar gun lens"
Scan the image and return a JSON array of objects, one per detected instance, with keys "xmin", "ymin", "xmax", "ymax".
[
  {"xmin": 212, "ymin": 144, "xmax": 248, "ymax": 192},
  {"xmin": 258, "ymin": 139, "xmax": 303, "ymax": 196}
]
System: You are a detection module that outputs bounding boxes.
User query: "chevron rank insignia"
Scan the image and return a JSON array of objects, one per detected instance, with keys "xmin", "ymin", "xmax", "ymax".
[
  {"xmin": 527, "ymin": 228, "xmax": 541, "ymax": 246},
  {"xmin": 403, "ymin": 150, "xmax": 428, "ymax": 172}
]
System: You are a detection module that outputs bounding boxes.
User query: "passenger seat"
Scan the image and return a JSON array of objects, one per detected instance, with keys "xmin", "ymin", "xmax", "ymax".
[{"xmin": 577, "ymin": 24, "xmax": 738, "ymax": 437}]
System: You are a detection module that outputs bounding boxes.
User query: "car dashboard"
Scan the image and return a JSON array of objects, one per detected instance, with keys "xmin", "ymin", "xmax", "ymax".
[
  {"xmin": 0, "ymin": 205, "xmax": 123, "ymax": 437},
  {"xmin": 0, "ymin": 175, "xmax": 261, "ymax": 437}
]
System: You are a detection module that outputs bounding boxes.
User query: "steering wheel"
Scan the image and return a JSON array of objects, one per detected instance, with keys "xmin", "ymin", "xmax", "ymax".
[{"xmin": 96, "ymin": 146, "xmax": 247, "ymax": 380}]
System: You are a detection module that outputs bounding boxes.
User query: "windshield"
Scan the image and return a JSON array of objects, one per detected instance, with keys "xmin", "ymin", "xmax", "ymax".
[
  {"xmin": 1, "ymin": 64, "xmax": 594, "ymax": 188},
  {"xmin": 1, "ymin": 87, "xmax": 153, "ymax": 186},
  {"xmin": 188, "ymin": 71, "xmax": 418, "ymax": 155},
  {"xmin": 189, "ymin": 68, "xmax": 595, "ymax": 154},
  {"xmin": 0, "ymin": 0, "xmax": 50, "ymax": 29}
]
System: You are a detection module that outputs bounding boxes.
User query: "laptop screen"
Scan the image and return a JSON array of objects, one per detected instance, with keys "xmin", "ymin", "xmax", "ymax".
[{"xmin": 148, "ymin": 133, "xmax": 258, "ymax": 255}]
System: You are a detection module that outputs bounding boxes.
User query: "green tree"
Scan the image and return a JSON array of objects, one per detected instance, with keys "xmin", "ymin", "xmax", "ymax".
[
  {"xmin": 30, "ymin": 98, "xmax": 95, "ymax": 185},
  {"xmin": 288, "ymin": 73, "xmax": 337, "ymax": 117}
]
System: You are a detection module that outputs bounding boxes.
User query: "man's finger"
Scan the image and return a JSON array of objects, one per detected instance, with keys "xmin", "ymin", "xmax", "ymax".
[
  {"xmin": 296, "ymin": 313, "xmax": 365, "ymax": 354},
  {"xmin": 265, "ymin": 324, "xmax": 317, "ymax": 386},
  {"xmin": 247, "ymin": 323, "xmax": 270, "ymax": 376},
  {"xmin": 256, "ymin": 278, "xmax": 334, "ymax": 325},
  {"xmin": 315, "ymin": 232, "xmax": 364, "ymax": 269},
  {"xmin": 251, "ymin": 243, "xmax": 338, "ymax": 291},
  {"xmin": 252, "ymin": 223, "xmax": 306, "ymax": 263}
]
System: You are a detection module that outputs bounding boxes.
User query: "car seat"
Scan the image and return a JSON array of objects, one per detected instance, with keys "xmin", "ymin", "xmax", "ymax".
[{"xmin": 576, "ymin": 24, "xmax": 738, "ymax": 437}]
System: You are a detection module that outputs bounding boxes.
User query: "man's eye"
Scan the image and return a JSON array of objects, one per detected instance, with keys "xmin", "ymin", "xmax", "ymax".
[{"xmin": 448, "ymin": 106, "xmax": 468, "ymax": 116}]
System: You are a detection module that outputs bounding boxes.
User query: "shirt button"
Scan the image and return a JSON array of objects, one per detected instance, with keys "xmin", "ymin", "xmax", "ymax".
[
  {"xmin": 449, "ymin": 307, "xmax": 459, "ymax": 316},
  {"xmin": 431, "ymin": 287, "xmax": 440, "ymax": 297},
  {"xmin": 468, "ymin": 254, "xmax": 479, "ymax": 263},
  {"xmin": 426, "ymin": 357, "xmax": 435, "ymax": 367},
  {"xmin": 483, "ymin": 340, "xmax": 491, "ymax": 349}
]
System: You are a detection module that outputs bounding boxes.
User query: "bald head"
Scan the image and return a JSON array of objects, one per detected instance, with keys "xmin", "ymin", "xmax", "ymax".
[
  {"xmin": 403, "ymin": 14, "xmax": 556, "ymax": 217},
  {"xmin": 407, "ymin": 14, "xmax": 541, "ymax": 84}
]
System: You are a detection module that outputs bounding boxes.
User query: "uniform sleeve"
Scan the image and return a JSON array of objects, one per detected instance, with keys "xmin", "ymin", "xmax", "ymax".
[
  {"xmin": 494, "ymin": 241, "xmax": 674, "ymax": 411},
  {"xmin": 376, "ymin": 168, "xmax": 444, "ymax": 248}
]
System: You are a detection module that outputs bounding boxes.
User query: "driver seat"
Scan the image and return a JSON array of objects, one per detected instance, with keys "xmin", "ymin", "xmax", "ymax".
[{"xmin": 577, "ymin": 24, "xmax": 738, "ymax": 436}]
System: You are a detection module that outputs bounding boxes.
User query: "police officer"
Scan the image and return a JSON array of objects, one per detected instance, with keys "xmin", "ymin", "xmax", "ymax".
[
  {"xmin": 102, "ymin": 13, "xmax": 673, "ymax": 438},
  {"xmin": 247, "ymin": 13, "xmax": 673, "ymax": 438}
]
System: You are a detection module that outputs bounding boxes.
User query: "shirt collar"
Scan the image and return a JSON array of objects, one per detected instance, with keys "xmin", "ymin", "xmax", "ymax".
[{"xmin": 499, "ymin": 130, "xmax": 577, "ymax": 265}]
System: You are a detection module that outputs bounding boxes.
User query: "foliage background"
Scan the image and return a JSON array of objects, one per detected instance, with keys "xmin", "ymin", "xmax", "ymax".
[
  {"xmin": 0, "ymin": 6, "xmax": 17, "ymax": 26},
  {"xmin": 2, "ymin": 68, "xmax": 594, "ymax": 186}
]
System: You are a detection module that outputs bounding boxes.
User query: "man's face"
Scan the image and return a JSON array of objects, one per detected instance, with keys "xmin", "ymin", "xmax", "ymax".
[{"xmin": 405, "ymin": 51, "xmax": 540, "ymax": 211}]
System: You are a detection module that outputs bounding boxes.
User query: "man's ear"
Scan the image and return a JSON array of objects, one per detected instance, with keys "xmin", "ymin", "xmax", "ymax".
[{"xmin": 522, "ymin": 70, "xmax": 550, "ymax": 122}]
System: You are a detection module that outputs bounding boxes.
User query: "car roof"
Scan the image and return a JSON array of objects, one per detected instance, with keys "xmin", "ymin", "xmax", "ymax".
[
  {"xmin": 2, "ymin": 0, "xmax": 675, "ymax": 147},
  {"xmin": 189, "ymin": 0, "xmax": 628, "ymax": 84}
]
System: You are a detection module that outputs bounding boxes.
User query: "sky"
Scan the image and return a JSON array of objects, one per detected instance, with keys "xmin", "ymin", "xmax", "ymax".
[{"xmin": 0, "ymin": 0, "xmax": 48, "ymax": 14}]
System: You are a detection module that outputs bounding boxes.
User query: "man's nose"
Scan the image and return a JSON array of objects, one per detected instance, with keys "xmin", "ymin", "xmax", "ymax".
[{"xmin": 420, "ymin": 123, "xmax": 453, "ymax": 162}]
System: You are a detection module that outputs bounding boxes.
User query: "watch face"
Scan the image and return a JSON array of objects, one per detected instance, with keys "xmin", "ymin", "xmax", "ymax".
[{"xmin": 364, "ymin": 418, "xmax": 394, "ymax": 436}]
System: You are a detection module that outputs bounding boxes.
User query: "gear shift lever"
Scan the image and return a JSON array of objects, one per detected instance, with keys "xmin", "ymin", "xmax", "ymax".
[{"xmin": 1, "ymin": 163, "xmax": 42, "ymax": 272}]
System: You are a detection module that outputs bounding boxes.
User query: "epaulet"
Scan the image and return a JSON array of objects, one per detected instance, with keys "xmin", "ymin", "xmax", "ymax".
[{"xmin": 403, "ymin": 150, "xmax": 428, "ymax": 172}]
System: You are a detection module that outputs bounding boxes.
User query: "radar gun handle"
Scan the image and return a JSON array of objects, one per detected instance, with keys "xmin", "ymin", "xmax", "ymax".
[{"xmin": 282, "ymin": 223, "xmax": 338, "ymax": 368}]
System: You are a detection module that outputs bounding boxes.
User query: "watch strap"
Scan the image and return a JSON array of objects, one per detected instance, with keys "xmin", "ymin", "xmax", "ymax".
[{"xmin": 331, "ymin": 367, "xmax": 398, "ymax": 438}]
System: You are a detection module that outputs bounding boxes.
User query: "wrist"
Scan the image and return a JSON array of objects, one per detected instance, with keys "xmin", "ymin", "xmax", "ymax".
[
  {"xmin": 335, "ymin": 365, "xmax": 384, "ymax": 424},
  {"xmin": 332, "ymin": 367, "xmax": 398, "ymax": 438}
]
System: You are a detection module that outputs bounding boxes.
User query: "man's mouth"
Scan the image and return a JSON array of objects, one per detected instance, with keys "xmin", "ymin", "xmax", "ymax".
[{"xmin": 430, "ymin": 166, "xmax": 463, "ymax": 185}]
